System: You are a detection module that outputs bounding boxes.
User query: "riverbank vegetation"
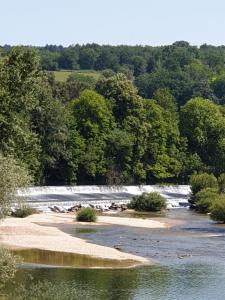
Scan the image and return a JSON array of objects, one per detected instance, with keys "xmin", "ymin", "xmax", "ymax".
[
  {"xmin": 2, "ymin": 44, "xmax": 225, "ymax": 186},
  {"xmin": 12, "ymin": 204, "xmax": 39, "ymax": 218},
  {"xmin": 76, "ymin": 208, "xmax": 97, "ymax": 222},
  {"xmin": 128, "ymin": 192, "xmax": 167, "ymax": 212},
  {"xmin": 0, "ymin": 155, "xmax": 31, "ymax": 219},
  {"xmin": 189, "ymin": 173, "xmax": 225, "ymax": 222},
  {"xmin": 0, "ymin": 248, "xmax": 19, "ymax": 290}
]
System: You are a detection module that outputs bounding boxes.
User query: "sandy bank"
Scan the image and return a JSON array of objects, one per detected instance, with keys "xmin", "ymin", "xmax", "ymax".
[
  {"xmin": 98, "ymin": 215, "xmax": 166, "ymax": 228},
  {"xmin": 0, "ymin": 213, "xmax": 165, "ymax": 265}
]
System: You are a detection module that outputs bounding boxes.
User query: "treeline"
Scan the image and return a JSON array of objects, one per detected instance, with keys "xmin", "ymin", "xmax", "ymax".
[
  {"xmin": 1, "ymin": 46, "xmax": 225, "ymax": 185},
  {"xmin": 2, "ymin": 41, "xmax": 225, "ymax": 105}
]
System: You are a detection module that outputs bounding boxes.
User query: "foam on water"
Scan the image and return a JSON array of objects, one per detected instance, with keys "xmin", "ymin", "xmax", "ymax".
[{"xmin": 17, "ymin": 185, "xmax": 191, "ymax": 211}]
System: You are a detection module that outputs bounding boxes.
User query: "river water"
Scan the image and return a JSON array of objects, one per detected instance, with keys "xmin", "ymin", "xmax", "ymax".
[
  {"xmin": 3, "ymin": 186, "xmax": 225, "ymax": 299},
  {"xmin": 3, "ymin": 209, "xmax": 225, "ymax": 300}
]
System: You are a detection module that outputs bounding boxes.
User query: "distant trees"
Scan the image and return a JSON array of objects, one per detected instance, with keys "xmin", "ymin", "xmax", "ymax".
[
  {"xmin": 2, "ymin": 46, "xmax": 225, "ymax": 186},
  {"xmin": 15, "ymin": 43, "xmax": 222, "ymax": 107}
]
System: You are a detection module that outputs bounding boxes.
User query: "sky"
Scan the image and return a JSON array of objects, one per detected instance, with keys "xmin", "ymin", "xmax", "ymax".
[{"xmin": 0, "ymin": 0, "xmax": 225, "ymax": 46}]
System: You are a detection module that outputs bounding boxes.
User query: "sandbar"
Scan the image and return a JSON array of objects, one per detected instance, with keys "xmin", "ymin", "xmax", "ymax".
[{"xmin": 0, "ymin": 213, "xmax": 167, "ymax": 266}]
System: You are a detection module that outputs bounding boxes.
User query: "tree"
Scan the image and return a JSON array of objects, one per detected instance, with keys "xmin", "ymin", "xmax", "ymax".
[
  {"xmin": 40, "ymin": 51, "xmax": 59, "ymax": 70},
  {"xmin": 71, "ymin": 90, "xmax": 114, "ymax": 183},
  {"xmin": 189, "ymin": 172, "xmax": 218, "ymax": 205},
  {"xmin": 96, "ymin": 73, "xmax": 144, "ymax": 125},
  {"xmin": 195, "ymin": 188, "xmax": 218, "ymax": 213},
  {"xmin": 58, "ymin": 47, "xmax": 79, "ymax": 70},
  {"xmin": 78, "ymin": 48, "xmax": 98, "ymax": 69},
  {"xmin": 105, "ymin": 128, "xmax": 134, "ymax": 184},
  {"xmin": 0, "ymin": 154, "xmax": 31, "ymax": 219},
  {"xmin": 31, "ymin": 75, "xmax": 71, "ymax": 185},
  {"xmin": 210, "ymin": 196, "xmax": 225, "ymax": 223},
  {"xmin": 0, "ymin": 47, "xmax": 41, "ymax": 177},
  {"xmin": 218, "ymin": 173, "xmax": 225, "ymax": 193},
  {"xmin": 143, "ymin": 100, "xmax": 181, "ymax": 181},
  {"xmin": 132, "ymin": 56, "xmax": 147, "ymax": 76},
  {"xmin": 153, "ymin": 88, "xmax": 177, "ymax": 114},
  {"xmin": 180, "ymin": 98, "xmax": 225, "ymax": 174},
  {"xmin": 97, "ymin": 74, "xmax": 148, "ymax": 183}
]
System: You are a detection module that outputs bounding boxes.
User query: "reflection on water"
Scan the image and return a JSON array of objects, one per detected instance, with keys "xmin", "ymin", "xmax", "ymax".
[
  {"xmin": 12, "ymin": 248, "xmax": 137, "ymax": 268},
  {"xmin": 4, "ymin": 263, "xmax": 225, "ymax": 300}
]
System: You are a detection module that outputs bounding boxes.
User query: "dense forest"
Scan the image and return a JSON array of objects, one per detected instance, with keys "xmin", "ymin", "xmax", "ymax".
[{"xmin": 1, "ymin": 43, "xmax": 225, "ymax": 185}]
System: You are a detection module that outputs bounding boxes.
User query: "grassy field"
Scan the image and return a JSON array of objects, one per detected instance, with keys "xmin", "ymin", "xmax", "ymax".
[{"xmin": 53, "ymin": 70, "xmax": 101, "ymax": 82}]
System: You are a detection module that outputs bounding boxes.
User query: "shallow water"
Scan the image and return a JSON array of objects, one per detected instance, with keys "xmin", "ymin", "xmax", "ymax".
[
  {"xmin": 4, "ymin": 263, "xmax": 225, "ymax": 300},
  {"xmin": 12, "ymin": 248, "xmax": 137, "ymax": 268},
  {"xmin": 3, "ymin": 209, "xmax": 225, "ymax": 299}
]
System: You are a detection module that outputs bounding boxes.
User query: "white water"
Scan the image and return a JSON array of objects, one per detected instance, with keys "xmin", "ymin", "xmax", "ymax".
[{"xmin": 17, "ymin": 185, "xmax": 191, "ymax": 211}]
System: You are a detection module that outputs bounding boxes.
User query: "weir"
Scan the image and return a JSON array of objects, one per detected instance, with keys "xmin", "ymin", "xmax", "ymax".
[{"xmin": 17, "ymin": 185, "xmax": 191, "ymax": 211}]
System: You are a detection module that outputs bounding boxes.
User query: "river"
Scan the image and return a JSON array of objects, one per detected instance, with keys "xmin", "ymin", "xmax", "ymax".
[{"xmin": 3, "ymin": 186, "xmax": 225, "ymax": 299}]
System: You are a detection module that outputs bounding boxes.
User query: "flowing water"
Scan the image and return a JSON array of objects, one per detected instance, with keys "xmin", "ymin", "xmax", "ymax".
[
  {"xmin": 3, "ymin": 186, "xmax": 225, "ymax": 299},
  {"xmin": 17, "ymin": 185, "xmax": 190, "ymax": 211}
]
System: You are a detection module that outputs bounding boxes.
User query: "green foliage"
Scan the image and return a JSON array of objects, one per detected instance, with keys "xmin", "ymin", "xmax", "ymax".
[
  {"xmin": 144, "ymin": 100, "xmax": 181, "ymax": 181},
  {"xmin": 12, "ymin": 204, "xmax": 39, "ymax": 218},
  {"xmin": 128, "ymin": 192, "xmax": 167, "ymax": 212},
  {"xmin": 195, "ymin": 188, "xmax": 218, "ymax": 213},
  {"xmin": 189, "ymin": 173, "xmax": 218, "ymax": 200},
  {"xmin": 153, "ymin": 88, "xmax": 177, "ymax": 114},
  {"xmin": 210, "ymin": 196, "xmax": 225, "ymax": 223},
  {"xmin": 0, "ymin": 47, "xmax": 41, "ymax": 176},
  {"xmin": 0, "ymin": 248, "xmax": 19, "ymax": 288},
  {"xmin": 76, "ymin": 208, "xmax": 97, "ymax": 222},
  {"xmin": 96, "ymin": 73, "xmax": 144, "ymax": 124},
  {"xmin": 180, "ymin": 98, "xmax": 225, "ymax": 174},
  {"xmin": 0, "ymin": 154, "xmax": 31, "ymax": 219},
  {"xmin": 3, "ymin": 45, "xmax": 225, "ymax": 186},
  {"xmin": 71, "ymin": 90, "xmax": 113, "ymax": 182},
  {"xmin": 218, "ymin": 173, "xmax": 225, "ymax": 193}
]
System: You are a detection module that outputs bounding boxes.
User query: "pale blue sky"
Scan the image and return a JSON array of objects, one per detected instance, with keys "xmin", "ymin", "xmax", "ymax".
[{"xmin": 0, "ymin": 0, "xmax": 224, "ymax": 46}]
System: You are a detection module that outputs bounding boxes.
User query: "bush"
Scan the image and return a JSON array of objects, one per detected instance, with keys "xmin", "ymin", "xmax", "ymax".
[
  {"xmin": 195, "ymin": 188, "xmax": 218, "ymax": 213},
  {"xmin": 0, "ymin": 155, "xmax": 31, "ymax": 219},
  {"xmin": 128, "ymin": 192, "xmax": 167, "ymax": 212},
  {"xmin": 189, "ymin": 173, "xmax": 218, "ymax": 204},
  {"xmin": 210, "ymin": 196, "xmax": 225, "ymax": 223},
  {"xmin": 76, "ymin": 208, "xmax": 97, "ymax": 222},
  {"xmin": 12, "ymin": 204, "xmax": 39, "ymax": 218},
  {"xmin": 0, "ymin": 248, "xmax": 19, "ymax": 288},
  {"xmin": 218, "ymin": 173, "xmax": 225, "ymax": 193}
]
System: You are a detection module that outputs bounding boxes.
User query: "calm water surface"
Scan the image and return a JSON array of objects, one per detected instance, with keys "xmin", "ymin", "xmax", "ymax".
[{"xmin": 3, "ymin": 209, "xmax": 225, "ymax": 300}]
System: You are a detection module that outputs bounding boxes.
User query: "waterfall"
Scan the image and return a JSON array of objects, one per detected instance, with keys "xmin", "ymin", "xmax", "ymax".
[{"xmin": 17, "ymin": 185, "xmax": 191, "ymax": 212}]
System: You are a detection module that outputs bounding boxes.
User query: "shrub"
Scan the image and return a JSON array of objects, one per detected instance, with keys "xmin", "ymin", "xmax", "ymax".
[
  {"xmin": 218, "ymin": 173, "xmax": 225, "ymax": 193},
  {"xmin": 0, "ymin": 248, "xmax": 19, "ymax": 288},
  {"xmin": 210, "ymin": 196, "xmax": 225, "ymax": 223},
  {"xmin": 0, "ymin": 155, "xmax": 31, "ymax": 219},
  {"xmin": 12, "ymin": 204, "xmax": 39, "ymax": 218},
  {"xmin": 195, "ymin": 188, "xmax": 218, "ymax": 213},
  {"xmin": 76, "ymin": 208, "xmax": 97, "ymax": 222},
  {"xmin": 128, "ymin": 192, "xmax": 167, "ymax": 212},
  {"xmin": 189, "ymin": 173, "xmax": 218, "ymax": 204}
]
